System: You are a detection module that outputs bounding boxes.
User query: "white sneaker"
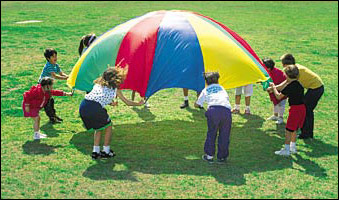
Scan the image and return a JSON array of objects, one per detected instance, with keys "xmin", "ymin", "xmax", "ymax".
[
  {"xmin": 276, "ymin": 117, "xmax": 284, "ymax": 124},
  {"xmin": 275, "ymin": 148, "xmax": 290, "ymax": 156},
  {"xmin": 33, "ymin": 133, "xmax": 47, "ymax": 140},
  {"xmin": 266, "ymin": 115, "xmax": 278, "ymax": 121},
  {"xmin": 144, "ymin": 102, "xmax": 151, "ymax": 108},
  {"xmin": 290, "ymin": 148, "xmax": 297, "ymax": 154}
]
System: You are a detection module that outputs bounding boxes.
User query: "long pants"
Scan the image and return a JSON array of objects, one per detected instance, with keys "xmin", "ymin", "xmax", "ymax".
[
  {"xmin": 204, "ymin": 106, "xmax": 232, "ymax": 159},
  {"xmin": 301, "ymin": 85, "xmax": 324, "ymax": 138},
  {"xmin": 44, "ymin": 97, "xmax": 56, "ymax": 120}
]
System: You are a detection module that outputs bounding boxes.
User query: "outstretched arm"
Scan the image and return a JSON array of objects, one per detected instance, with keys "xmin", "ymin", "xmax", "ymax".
[
  {"xmin": 270, "ymin": 82, "xmax": 285, "ymax": 100},
  {"xmin": 117, "ymin": 90, "xmax": 144, "ymax": 106}
]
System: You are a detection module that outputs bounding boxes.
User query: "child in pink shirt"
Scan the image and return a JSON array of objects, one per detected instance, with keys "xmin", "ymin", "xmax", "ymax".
[{"xmin": 263, "ymin": 58, "xmax": 287, "ymax": 124}]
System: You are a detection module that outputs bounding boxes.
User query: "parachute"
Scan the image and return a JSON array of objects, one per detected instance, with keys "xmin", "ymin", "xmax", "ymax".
[{"xmin": 67, "ymin": 10, "xmax": 270, "ymax": 97}]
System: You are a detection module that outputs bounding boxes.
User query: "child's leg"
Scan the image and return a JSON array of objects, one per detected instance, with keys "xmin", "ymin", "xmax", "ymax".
[
  {"xmin": 278, "ymin": 100, "xmax": 286, "ymax": 118},
  {"xmin": 273, "ymin": 104, "xmax": 279, "ymax": 117},
  {"xmin": 204, "ymin": 108, "xmax": 218, "ymax": 157},
  {"xmin": 284, "ymin": 129, "xmax": 292, "ymax": 150},
  {"xmin": 33, "ymin": 116, "xmax": 40, "ymax": 132},
  {"xmin": 94, "ymin": 130, "xmax": 102, "ymax": 147},
  {"xmin": 103, "ymin": 125, "xmax": 112, "ymax": 147},
  {"xmin": 217, "ymin": 108, "xmax": 232, "ymax": 160}
]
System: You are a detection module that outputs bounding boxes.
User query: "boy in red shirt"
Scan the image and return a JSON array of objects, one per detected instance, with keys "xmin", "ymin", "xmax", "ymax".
[{"xmin": 23, "ymin": 77, "xmax": 72, "ymax": 140}]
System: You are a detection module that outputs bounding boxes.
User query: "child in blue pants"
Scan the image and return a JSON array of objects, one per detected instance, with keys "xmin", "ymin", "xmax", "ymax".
[{"xmin": 195, "ymin": 72, "xmax": 232, "ymax": 163}]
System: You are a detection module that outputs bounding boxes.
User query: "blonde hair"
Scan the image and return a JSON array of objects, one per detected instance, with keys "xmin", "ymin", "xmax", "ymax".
[{"xmin": 94, "ymin": 65, "xmax": 128, "ymax": 89}]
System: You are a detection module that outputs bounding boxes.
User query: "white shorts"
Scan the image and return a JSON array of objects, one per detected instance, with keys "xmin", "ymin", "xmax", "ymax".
[{"xmin": 235, "ymin": 84, "xmax": 253, "ymax": 97}]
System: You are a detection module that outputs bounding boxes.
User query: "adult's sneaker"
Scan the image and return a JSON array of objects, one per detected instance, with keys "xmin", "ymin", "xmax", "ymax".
[
  {"xmin": 216, "ymin": 158, "xmax": 227, "ymax": 164},
  {"xmin": 100, "ymin": 150, "xmax": 116, "ymax": 159},
  {"xmin": 274, "ymin": 148, "xmax": 290, "ymax": 156},
  {"xmin": 180, "ymin": 100, "xmax": 189, "ymax": 109}
]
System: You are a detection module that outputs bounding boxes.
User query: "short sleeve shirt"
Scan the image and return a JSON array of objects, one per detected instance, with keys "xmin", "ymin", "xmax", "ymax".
[
  {"xmin": 296, "ymin": 64, "xmax": 323, "ymax": 89},
  {"xmin": 196, "ymin": 84, "xmax": 231, "ymax": 109},
  {"xmin": 281, "ymin": 80, "xmax": 304, "ymax": 106},
  {"xmin": 85, "ymin": 84, "xmax": 117, "ymax": 107},
  {"xmin": 38, "ymin": 61, "xmax": 61, "ymax": 82}
]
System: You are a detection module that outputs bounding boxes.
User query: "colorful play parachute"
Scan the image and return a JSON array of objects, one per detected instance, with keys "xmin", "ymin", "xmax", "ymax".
[{"xmin": 67, "ymin": 10, "xmax": 269, "ymax": 97}]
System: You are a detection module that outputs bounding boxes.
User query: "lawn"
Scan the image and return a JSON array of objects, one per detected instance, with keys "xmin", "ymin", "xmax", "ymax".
[{"xmin": 1, "ymin": 1, "xmax": 338, "ymax": 199}]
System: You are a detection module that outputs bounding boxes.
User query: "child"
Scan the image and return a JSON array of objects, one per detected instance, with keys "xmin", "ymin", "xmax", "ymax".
[
  {"xmin": 79, "ymin": 66, "xmax": 144, "ymax": 160},
  {"xmin": 262, "ymin": 57, "xmax": 287, "ymax": 124},
  {"xmin": 39, "ymin": 48, "xmax": 69, "ymax": 123},
  {"xmin": 78, "ymin": 33, "xmax": 96, "ymax": 56},
  {"xmin": 194, "ymin": 72, "xmax": 232, "ymax": 163},
  {"xmin": 231, "ymin": 84, "xmax": 253, "ymax": 115},
  {"xmin": 23, "ymin": 77, "xmax": 73, "ymax": 140},
  {"xmin": 270, "ymin": 65, "xmax": 306, "ymax": 156}
]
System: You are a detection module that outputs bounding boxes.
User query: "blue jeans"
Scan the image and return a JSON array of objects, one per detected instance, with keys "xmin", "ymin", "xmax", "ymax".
[{"xmin": 204, "ymin": 106, "xmax": 232, "ymax": 159}]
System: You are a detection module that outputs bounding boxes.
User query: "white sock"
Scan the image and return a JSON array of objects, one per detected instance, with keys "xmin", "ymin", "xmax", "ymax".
[
  {"xmin": 184, "ymin": 96, "xmax": 188, "ymax": 101},
  {"xmin": 284, "ymin": 144, "xmax": 290, "ymax": 151},
  {"xmin": 206, "ymin": 155, "xmax": 213, "ymax": 159},
  {"xmin": 103, "ymin": 146, "xmax": 110, "ymax": 154},
  {"xmin": 290, "ymin": 142, "xmax": 296, "ymax": 150},
  {"xmin": 245, "ymin": 106, "xmax": 250, "ymax": 111},
  {"xmin": 235, "ymin": 104, "xmax": 240, "ymax": 110},
  {"xmin": 93, "ymin": 146, "xmax": 100, "ymax": 153}
]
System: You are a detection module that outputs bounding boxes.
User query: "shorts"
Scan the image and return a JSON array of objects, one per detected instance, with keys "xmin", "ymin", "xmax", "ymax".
[
  {"xmin": 235, "ymin": 84, "xmax": 253, "ymax": 97},
  {"xmin": 79, "ymin": 99, "xmax": 112, "ymax": 131},
  {"xmin": 286, "ymin": 104, "xmax": 306, "ymax": 132},
  {"xmin": 22, "ymin": 101, "xmax": 40, "ymax": 117}
]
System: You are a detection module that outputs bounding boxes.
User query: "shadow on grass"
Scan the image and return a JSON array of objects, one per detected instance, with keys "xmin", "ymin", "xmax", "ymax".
[
  {"xmin": 131, "ymin": 106, "xmax": 156, "ymax": 121},
  {"xmin": 69, "ymin": 109, "xmax": 335, "ymax": 185},
  {"xmin": 22, "ymin": 140, "xmax": 62, "ymax": 155},
  {"xmin": 40, "ymin": 121, "xmax": 64, "ymax": 137}
]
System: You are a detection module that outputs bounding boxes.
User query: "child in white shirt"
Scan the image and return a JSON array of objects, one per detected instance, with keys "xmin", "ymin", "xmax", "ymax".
[{"xmin": 195, "ymin": 72, "xmax": 232, "ymax": 164}]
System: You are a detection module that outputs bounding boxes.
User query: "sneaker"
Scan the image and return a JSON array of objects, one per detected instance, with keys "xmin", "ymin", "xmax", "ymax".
[
  {"xmin": 231, "ymin": 109, "xmax": 240, "ymax": 114},
  {"xmin": 216, "ymin": 158, "xmax": 227, "ymax": 164},
  {"xmin": 290, "ymin": 148, "xmax": 297, "ymax": 154},
  {"xmin": 33, "ymin": 132, "xmax": 47, "ymax": 140},
  {"xmin": 100, "ymin": 150, "xmax": 116, "ymax": 159},
  {"xmin": 91, "ymin": 152, "xmax": 101, "ymax": 160},
  {"xmin": 276, "ymin": 117, "xmax": 284, "ymax": 125},
  {"xmin": 274, "ymin": 148, "xmax": 290, "ymax": 156},
  {"xmin": 180, "ymin": 100, "xmax": 189, "ymax": 109},
  {"xmin": 144, "ymin": 102, "xmax": 151, "ymax": 109},
  {"xmin": 266, "ymin": 115, "xmax": 278, "ymax": 121},
  {"xmin": 244, "ymin": 109, "xmax": 251, "ymax": 115},
  {"xmin": 49, "ymin": 117, "xmax": 61, "ymax": 124},
  {"xmin": 55, "ymin": 116, "xmax": 63, "ymax": 122},
  {"xmin": 202, "ymin": 154, "xmax": 213, "ymax": 163}
]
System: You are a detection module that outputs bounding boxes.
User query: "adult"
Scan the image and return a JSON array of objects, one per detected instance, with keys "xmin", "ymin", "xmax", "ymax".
[{"xmin": 269, "ymin": 54, "xmax": 324, "ymax": 139}]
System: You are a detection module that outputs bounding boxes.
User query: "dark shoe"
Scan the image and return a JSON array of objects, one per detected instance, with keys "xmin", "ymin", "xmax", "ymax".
[
  {"xmin": 100, "ymin": 150, "xmax": 116, "ymax": 159},
  {"xmin": 298, "ymin": 134, "xmax": 313, "ymax": 139},
  {"xmin": 49, "ymin": 117, "xmax": 61, "ymax": 124},
  {"xmin": 91, "ymin": 152, "xmax": 101, "ymax": 160},
  {"xmin": 180, "ymin": 100, "xmax": 189, "ymax": 109},
  {"xmin": 55, "ymin": 116, "xmax": 63, "ymax": 122},
  {"xmin": 202, "ymin": 154, "xmax": 213, "ymax": 163},
  {"xmin": 216, "ymin": 158, "xmax": 227, "ymax": 164}
]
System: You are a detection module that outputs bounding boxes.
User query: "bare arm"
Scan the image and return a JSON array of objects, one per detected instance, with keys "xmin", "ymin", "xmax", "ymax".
[
  {"xmin": 51, "ymin": 72, "xmax": 68, "ymax": 80},
  {"xmin": 117, "ymin": 90, "xmax": 144, "ymax": 106},
  {"xmin": 270, "ymin": 82, "xmax": 285, "ymax": 100}
]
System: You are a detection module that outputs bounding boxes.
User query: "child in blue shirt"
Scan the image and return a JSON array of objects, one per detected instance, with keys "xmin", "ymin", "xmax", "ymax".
[
  {"xmin": 38, "ymin": 48, "xmax": 69, "ymax": 123},
  {"xmin": 195, "ymin": 72, "xmax": 232, "ymax": 164}
]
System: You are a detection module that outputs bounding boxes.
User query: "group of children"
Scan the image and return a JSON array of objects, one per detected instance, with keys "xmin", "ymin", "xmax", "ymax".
[{"xmin": 22, "ymin": 32, "xmax": 323, "ymax": 162}]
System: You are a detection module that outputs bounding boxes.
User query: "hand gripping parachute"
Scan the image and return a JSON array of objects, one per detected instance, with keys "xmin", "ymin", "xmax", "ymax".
[{"xmin": 67, "ymin": 10, "xmax": 270, "ymax": 98}]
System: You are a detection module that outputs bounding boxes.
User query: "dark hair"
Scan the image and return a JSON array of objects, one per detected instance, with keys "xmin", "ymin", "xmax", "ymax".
[
  {"xmin": 284, "ymin": 64, "xmax": 299, "ymax": 79},
  {"xmin": 280, "ymin": 53, "xmax": 295, "ymax": 65},
  {"xmin": 39, "ymin": 77, "xmax": 54, "ymax": 86},
  {"xmin": 204, "ymin": 72, "xmax": 220, "ymax": 85},
  {"xmin": 262, "ymin": 57, "xmax": 275, "ymax": 69},
  {"xmin": 94, "ymin": 66, "xmax": 128, "ymax": 89},
  {"xmin": 78, "ymin": 33, "xmax": 96, "ymax": 56},
  {"xmin": 44, "ymin": 48, "xmax": 57, "ymax": 61}
]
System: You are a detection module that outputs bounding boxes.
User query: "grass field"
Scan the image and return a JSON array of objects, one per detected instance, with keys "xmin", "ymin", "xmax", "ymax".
[{"xmin": 1, "ymin": 1, "xmax": 338, "ymax": 199}]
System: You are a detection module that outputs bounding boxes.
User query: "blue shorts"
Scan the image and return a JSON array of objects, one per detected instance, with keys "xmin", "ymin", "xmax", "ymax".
[{"xmin": 79, "ymin": 99, "xmax": 111, "ymax": 131}]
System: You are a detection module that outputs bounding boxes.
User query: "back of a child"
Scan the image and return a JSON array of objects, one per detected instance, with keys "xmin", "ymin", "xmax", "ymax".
[{"xmin": 195, "ymin": 72, "xmax": 232, "ymax": 164}]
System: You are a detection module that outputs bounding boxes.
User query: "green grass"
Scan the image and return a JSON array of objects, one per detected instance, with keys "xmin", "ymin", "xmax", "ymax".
[{"xmin": 1, "ymin": 1, "xmax": 338, "ymax": 199}]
